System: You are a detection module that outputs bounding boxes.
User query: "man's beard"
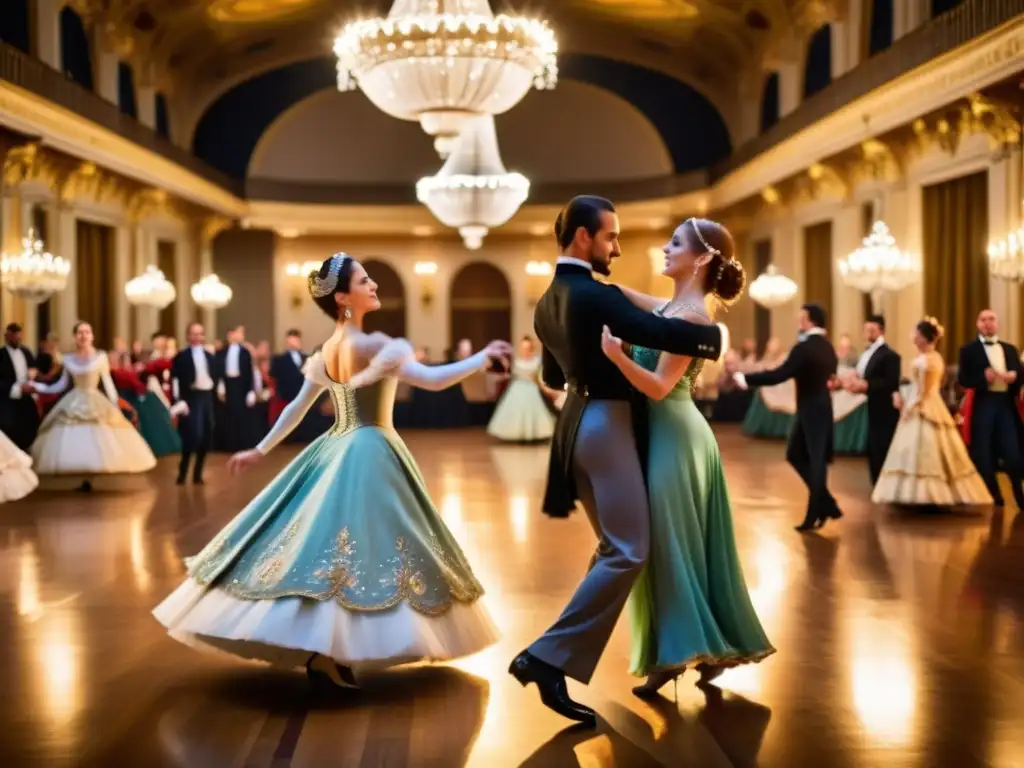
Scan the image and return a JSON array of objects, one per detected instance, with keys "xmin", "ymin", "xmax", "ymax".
[{"xmin": 590, "ymin": 247, "xmax": 612, "ymax": 277}]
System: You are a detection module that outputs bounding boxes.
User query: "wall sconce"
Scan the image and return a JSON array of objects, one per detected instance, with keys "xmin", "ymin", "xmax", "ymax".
[
  {"xmin": 414, "ymin": 261, "xmax": 437, "ymax": 308},
  {"xmin": 285, "ymin": 260, "xmax": 321, "ymax": 308},
  {"xmin": 525, "ymin": 261, "xmax": 553, "ymax": 305}
]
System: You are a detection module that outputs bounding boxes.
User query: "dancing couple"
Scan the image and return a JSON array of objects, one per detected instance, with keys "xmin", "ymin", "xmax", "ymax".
[{"xmin": 153, "ymin": 195, "xmax": 772, "ymax": 723}]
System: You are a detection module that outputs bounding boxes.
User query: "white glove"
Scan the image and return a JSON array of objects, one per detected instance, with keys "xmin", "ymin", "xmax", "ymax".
[{"xmin": 170, "ymin": 401, "xmax": 190, "ymax": 417}]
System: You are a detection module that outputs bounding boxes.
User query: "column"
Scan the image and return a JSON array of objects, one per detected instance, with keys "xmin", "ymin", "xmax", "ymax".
[
  {"xmin": 736, "ymin": 73, "xmax": 763, "ymax": 146},
  {"xmin": 132, "ymin": 226, "xmax": 157, "ymax": 341},
  {"xmin": 777, "ymin": 60, "xmax": 802, "ymax": 117},
  {"xmin": 33, "ymin": 0, "xmax": 61, "ymax": 70},
  {"xmin": 0, "ymin": 192, "xmax": 22, "ymax": 330},
  {"xmin": 882, "ymin": 185, "xmax": 920, "ymax": 364},
  {"xmin": 94, "ymin": 49, "xmax": 118, "ymax": 106},
  {"xmin": 770, "ymin": 220, "xmax": 799, "ymax": 341},
  {"xmin": 199, "ymin": 239, "xmax": 216, "ymax": 339},
  {"xmin": 832, "ymin": 205, "xmax": 865, "ymax": 336},
  {"xmin": 113, "ymin": 226, "xmax": 130, "ymax": 342},
  {"xmin": 16, "ymin": 200, "xmax": 36, "ymax": 346},
  {"xmin": 54, "ymin": 206, "xmax": 77, "ymax": 347},
  {"xmin": 894, "ymin": 0, "xmax": 929, "ymax": 41},
  {"xmin": 137, "ymin": 85, "xmax": 157, "ymax": 130},
  {"xmin": 175, "ymin": 237, "xmax": 192, "ymax": 343}
]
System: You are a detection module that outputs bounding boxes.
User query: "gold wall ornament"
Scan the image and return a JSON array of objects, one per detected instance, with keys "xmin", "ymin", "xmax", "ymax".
[
  {"xmin": 965, "ymin": 92, "xmax": 1021, "ymax": 150},
  {"xmin": 127, "ymin": 187, "xmax": 184, "ymax": 223},
  {"xmin": 805, "ymin": 161, "xmax": 849, "ymax": 200},
  {"xmin": 199, "ymin": 215, "xmax": 233, "ymax": 247},
  {"xmin": 2, "ymin": 142, "xmax": 60, "ymax": 191},
  {"xmin": 854, "ymin": 138, "xmax": 907, "ymax": 184},
  {"xmin": 58, "ymin": 160, "xmax": 124, "ymax": 205}
]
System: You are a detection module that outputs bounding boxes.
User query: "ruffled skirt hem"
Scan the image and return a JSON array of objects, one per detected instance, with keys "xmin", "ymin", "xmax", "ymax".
[
  {"xmin": 632, "ymin": 647, "xmax": 777, "ymax": 678},
  {"xmin": 153, "ymin": 578, "xmax": 500, "ymax": 669}
]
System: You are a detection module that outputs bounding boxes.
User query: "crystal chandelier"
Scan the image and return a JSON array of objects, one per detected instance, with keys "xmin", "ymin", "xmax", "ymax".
[
  {"xmin": 190, "ymin": 274, "xmax": 233, "ymax": 310},
  {"xmin": 987, "ymin": 217, "xmax": 1024, "ymax": 282},
  {"xmin": 335, "ymin": 0, "xmax": 557, "ymax": 156},
  {"xmin": 417, "ymin": 114, "xmax": 529, "ymax": 249},
  {"xmin": 125, "ymin": 265, "xmax": 176, "ymax": 309},
  {"xmin": 838, "ymin": 220, "xmax": 919, "ymax": 311},
  {"xmin": 748, "ymin": 265, "xmax": 798, "ymax": 308},
  {"xmin": 0, "ymin": 229, "xmax": 71, "ymax": 303}
]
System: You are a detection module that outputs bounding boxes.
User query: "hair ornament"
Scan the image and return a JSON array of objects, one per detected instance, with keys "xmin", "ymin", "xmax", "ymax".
[
  {"xmin": 308, "ymin": 252, "xmax": 349, "ymax": 298},
  {"xmin": 921, "ymin": 315, "xmax": 945, "ymax": 340}
]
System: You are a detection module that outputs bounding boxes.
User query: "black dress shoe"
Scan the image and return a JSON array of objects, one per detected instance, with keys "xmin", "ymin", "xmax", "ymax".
[
  {"xmin": 508, "ymin": 651, "xmax": 596, "ymax": 726},
  {"xmin": 795, "ymin": 520, "xmax": 819, "ymax": 532},
  {"xmin": 176, "ymin": 476, "xmax": 186, "ymax": 486}
]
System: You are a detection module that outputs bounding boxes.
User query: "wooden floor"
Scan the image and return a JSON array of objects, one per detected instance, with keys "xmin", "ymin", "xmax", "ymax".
[{"xmin": 2, "ymin": 426, "xmax": 1024, "ymax": 767}]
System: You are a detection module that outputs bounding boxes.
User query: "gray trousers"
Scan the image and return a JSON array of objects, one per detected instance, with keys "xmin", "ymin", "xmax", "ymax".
[{"xmin": 528, "ymin": 401, "xmax": 650, "ymax": 684}]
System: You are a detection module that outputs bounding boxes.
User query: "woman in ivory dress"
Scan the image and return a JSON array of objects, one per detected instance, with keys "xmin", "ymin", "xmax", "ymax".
[
  {"xmin": 153, "ymin": 253, "xmax": 510, "ymax": 692},
  {"xmin": 486, "ymin": 336, "xmax": 556, "ymax": 441},
  {"xmin": 872, "ymin": 317, "xmax": 991, "ymax": 507},
  {"xmin": 0, "ymin": 428, "xmax": 38, "ymax": 502},
  {"xmin": 29, "ymin": 322, "xmax": 156, "ymax": 491}
]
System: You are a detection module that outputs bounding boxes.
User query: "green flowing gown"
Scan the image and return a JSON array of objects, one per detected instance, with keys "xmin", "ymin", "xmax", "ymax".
[{"xmin": 628, "ymin": 323, "xmax": 776, "ymax": 676}]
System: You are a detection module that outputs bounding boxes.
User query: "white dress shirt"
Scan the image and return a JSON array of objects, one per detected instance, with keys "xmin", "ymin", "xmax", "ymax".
[
  {"xmin": 556, "ymin": 256, "xmax": 593, "ymax": 271},
  {"xmin": 225, "ymin": 343, "xmax": 241, "ymax": 377},
  {"xmin": 289, "ymin": 350, "xmax": 303, "ymax": 369},
  {"xmin": 191, "ymin": 345, "xmax": 214, "ymax": 390},
  {"xmin": 981, "ymin": 335, "xmax": 1008, "ymax": 392},
  {"xmin": 856, "ymin": 336, "xmax": 885, "ymax": 377},
  {"xmin": 5, "ymin": 346, "xmax": 28, "ymax": 399}
]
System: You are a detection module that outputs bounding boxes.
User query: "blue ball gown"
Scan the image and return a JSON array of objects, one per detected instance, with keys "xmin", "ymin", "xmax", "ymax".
[
  {"xmin": 153, "ymin": 344, "xmax": 498, "ymax": 670},
  {"xmin": 627, "ymin": 315, "xmax": 775, "ymax": 677}
]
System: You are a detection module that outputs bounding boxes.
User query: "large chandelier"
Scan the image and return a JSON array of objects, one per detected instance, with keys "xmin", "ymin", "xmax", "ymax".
[
  {"xmin": 417, "ymin": 114, "xmax": 529, "ymax": 249},
  {"xmin": 838, "ymin": 220, "xmax": 919, "ymax": 311},
  {"xmin": 987, "ymin": 218, "xmax": 1023, "ymax": 282},
  {"xmin": 0, "ymin": 229, "xmax": 71, "ymax": 303},
  {"xmin": 335, "ymin": 0, "xmax": 557, "ymax": 156},
  {"xmin": 748, "ymin": 265, "xmax": 798, "ymax": 308},
  {"xmin": 190, "ymin": 274, "xmax": 233, "ymax": 310},
  {"xmin": 125, "ymin": 265, "xmax": 176, "ymax": 309}
]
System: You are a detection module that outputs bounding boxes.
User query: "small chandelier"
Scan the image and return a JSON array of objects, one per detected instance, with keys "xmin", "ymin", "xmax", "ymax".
[
  {"xmin": 335, "ymin": 0, "xmax": 557, "ymax": 156},
  {"xmin": 838, "ymin": 220, "xmax": 919, "ymax": 311},
  {"xmin": 125, "ymin": 265, "xmax": 176, "ymax": 309},
  {"xmin": 0, "ymin": 229, "xmax": 71, "ymax": 303},
  {"xmin": 748, "ymin": 265, "xmax": 797, "ymax": 308},
  {"xmin": 987, "ymin": 217, "xmax": 1024, "ymax": 282},
  {"xmin": 416, "ymin": 115, "xmax": 529, "ymax": 249},
  {"xmin": 190, "ymin": 274, "xmax": 233, "ymax": 310}
]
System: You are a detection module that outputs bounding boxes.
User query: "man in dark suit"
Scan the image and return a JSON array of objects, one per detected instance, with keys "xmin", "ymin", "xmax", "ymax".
[
  {"xmin": 215, "ymin": 325, "xmax": 260, "ymax": 452},
  {"xmin": 841, "ymin": 314, "xmax": 902, "ymax": 485},
  {"xmin": 0, "ymin": 323, "xmax": 40, "ymax": 450},
  {"xmin": 269, "ymin": 329, "xmax": 310, "ymax": 442},
  {"xmin": 508, "ymin": 195, "xmax": 722, "ymax": 726},
  {"xmin": 957, "ymin": 308, "xmax": 1024, "ymax": 509},
  {"xmin": 172, "ymin": 322, "xmax": 217, "ymax": 485},
  {"xmin": 735, "ymin": 302, "xmax": 840, "ymax": 531}
]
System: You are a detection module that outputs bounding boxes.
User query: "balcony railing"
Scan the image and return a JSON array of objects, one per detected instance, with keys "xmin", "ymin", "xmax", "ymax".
[
  {"xmin": 0, "ymin": 41, "xmax": 244, "ymax": 197},
  {"xmin": 246, "ymin": 170, "xmax": 709, "ymax": 206},
  {"xmin": 711, "ymin": 0, "xmax": 1024, "ymax": 181}
]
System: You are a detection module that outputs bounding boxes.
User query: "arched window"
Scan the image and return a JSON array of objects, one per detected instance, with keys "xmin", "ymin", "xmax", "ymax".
[
  {"xmin": 866, "ymin": 0, "xmax": 894, "ymax": 56},
  {"xmin": 0, "ymin": 0, "xmax": 30, "ymax": 54},
  {"xmin": 760, "ymin": 72, "xmax": 780, "ymax": 134},
  {"xmin": 803, "ymin": 24, "xmax": 832, "ymax": 99},
  {"xmin": 931, "ymin": 0, "xmax": 964, "ymax": 17},
  {"xmin": 118, "ymin": 62, "xmax": 137, "ymax": 118},
  {"xmin": 156, "ymin": 93, "xmax": 171, "ymax": 139},
  {"xmin": 60, "ymin": 7, "xmax": 93, "ymax": 90},
  {"xmin": 449, "ymin": 263, "xmax": 511, "ymax": 353}
]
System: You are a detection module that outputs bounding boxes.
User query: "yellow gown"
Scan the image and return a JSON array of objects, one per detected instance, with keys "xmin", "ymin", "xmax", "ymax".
[{"xmin": 872, "ymin": 350, "xmax": 991, "ymax": 506}]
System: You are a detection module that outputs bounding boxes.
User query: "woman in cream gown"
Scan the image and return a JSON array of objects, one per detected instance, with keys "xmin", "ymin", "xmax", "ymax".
[
  {"xmin": 872, "ymin": 317, "xmax": 991, "ymax": 507},
  {"xmin": 29, "ymin": 322, "xmax": 156, "ymax": 489},
  {"xmin": 154, "ymin": 253, "xmax": 508, "ymax": 691},
  {"xmin": 486, "ymin": 337, "xmax": 556, "ymax": 441}
]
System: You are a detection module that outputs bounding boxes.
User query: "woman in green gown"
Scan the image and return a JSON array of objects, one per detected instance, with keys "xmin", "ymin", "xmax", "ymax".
[{"xmin": 601, "ymin": 218, "xmax": 775, "ymax": 697}]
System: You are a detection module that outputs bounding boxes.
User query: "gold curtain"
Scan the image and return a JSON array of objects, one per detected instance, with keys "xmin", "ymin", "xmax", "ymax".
[
  {"xmin": 922, "ymin": 170, "xmax": 989, "ymax": 361},
  {"xmin": 157, "ymin": 239, "xmax": 176, "ymax": 336},
  {"xmin": 803, "ymin": 221, "xmax": 833, "ymax": 324},
  {"xmin": 75, "ymin": 220, "xmax": 115, "ymax": 349}
]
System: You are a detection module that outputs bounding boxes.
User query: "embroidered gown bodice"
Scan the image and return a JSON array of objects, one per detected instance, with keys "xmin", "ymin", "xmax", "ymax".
[
  {"xmin": 512, "ymin": 356, "xmax": 541, "ymax": 381},
  {"xmin": 631, "ymin": 306, "xmax": 706, "ymax": 400}
]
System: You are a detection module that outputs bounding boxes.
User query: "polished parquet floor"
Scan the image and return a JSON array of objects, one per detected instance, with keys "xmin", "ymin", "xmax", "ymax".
[{"xmin": 2, "ymin": 426, "xmax": 1024, "ymax": 767}]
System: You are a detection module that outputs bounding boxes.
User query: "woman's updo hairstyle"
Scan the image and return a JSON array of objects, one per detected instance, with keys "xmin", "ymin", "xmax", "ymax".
[
  {"xmin": 917, "ymin": 315, "xmax": 945, "ymax": 344},
  {"xmin": 72, "ymin": 320, "xmax": 89, "ymax": 335},
  {"xmin": 682, "ymin": 218, "xmax": 745, "ymax": 304},
  {"xmin": 308, "ymin": 252, "xmax": 357, "ymax": 320}
]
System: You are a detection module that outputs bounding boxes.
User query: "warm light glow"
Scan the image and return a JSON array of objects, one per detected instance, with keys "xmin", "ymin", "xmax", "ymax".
[
  {"xmin": 988, "ymin": 213, "xmax": 1024, "ymax": 282},
  {"xmin": 189, "ymin": 274, "xmax": 233, "ymax": 310},
  {"xmin": 850, "ymin": 616, "xmax": 917, "ymax": 747},
  {"xmin": 334, "ymin": 1, "xmax": 558, "ymax": 154},
  {"xmin": 509, "ymin": 494, "xmax": 529, "ymax": 543},
  {"xmin": 414, "ymin": 261, "xmax": 438, "ymax": 275},
  {"xmin": 748, "ymin": 265, "xmax": 797, "ymax": 308},
  {"xmin": 37, "ymin": 610, "xmax": 82, "ymax": 739},
  {"xmin": 417, "ymin": 115, "xmax": 529, "ymax": 248},
  {"xmin": 285, "ymin": 260, "xmax": 323, "ymax": 277},
  {"xmin": 129, "ymin": 514, "xmax": 152, "ymax": 594},
  {"xmin": 124, "ymin": 265, "xmax": 176, "ymax": 309},
  {"xmin": 17, "ymin": 541, "xmax": 40, "ymax": 620},
  {"xmin": 525, "ymin": 261, "xmax": 552, "ymax": 276},
  {"xmin": 838, "ymin": 220, "xmax": 919, "ymax": 309},
  {"xmin": 648, "ymin": 247, "xmax": 665, "ymax": 276},
  {"xmin": 0, "ymin": 228, "xmax": 71, "ymax": 303}
]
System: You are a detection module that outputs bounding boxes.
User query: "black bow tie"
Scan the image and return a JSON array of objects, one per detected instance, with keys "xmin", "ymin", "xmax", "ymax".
[{"xmin": 983, "ymin": 339, "xmax": 997, "ymax": 346}]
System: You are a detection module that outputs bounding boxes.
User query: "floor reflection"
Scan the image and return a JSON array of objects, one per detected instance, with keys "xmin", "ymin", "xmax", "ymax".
[{"xmin": 0, "ymin": 432, "xmax": 1022, "ymax": 766}]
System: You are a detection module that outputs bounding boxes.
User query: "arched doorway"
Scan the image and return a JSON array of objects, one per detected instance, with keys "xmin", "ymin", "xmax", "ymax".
[
  {"xmin": 449, "ymin": 262, "xmax": 512, "ymax": 354},
  {"xmin": 362, "ymin": 259, "xmax": 406, "ymax": 338}
]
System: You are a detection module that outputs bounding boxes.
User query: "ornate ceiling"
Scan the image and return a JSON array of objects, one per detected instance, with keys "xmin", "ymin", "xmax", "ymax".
[{"xmin": 72, "ymin": 0, "xmax": 838, "ymax": 96}]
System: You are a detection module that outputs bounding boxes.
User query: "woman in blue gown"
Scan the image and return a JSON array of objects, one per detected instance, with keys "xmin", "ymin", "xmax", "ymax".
[
  {"xmin": 154, "ymin": 253, "xmax": 511, "ymax": 691},
  {"xmin": 601, "ymin": 218, "xmax": 775, "ymax": 697}
]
